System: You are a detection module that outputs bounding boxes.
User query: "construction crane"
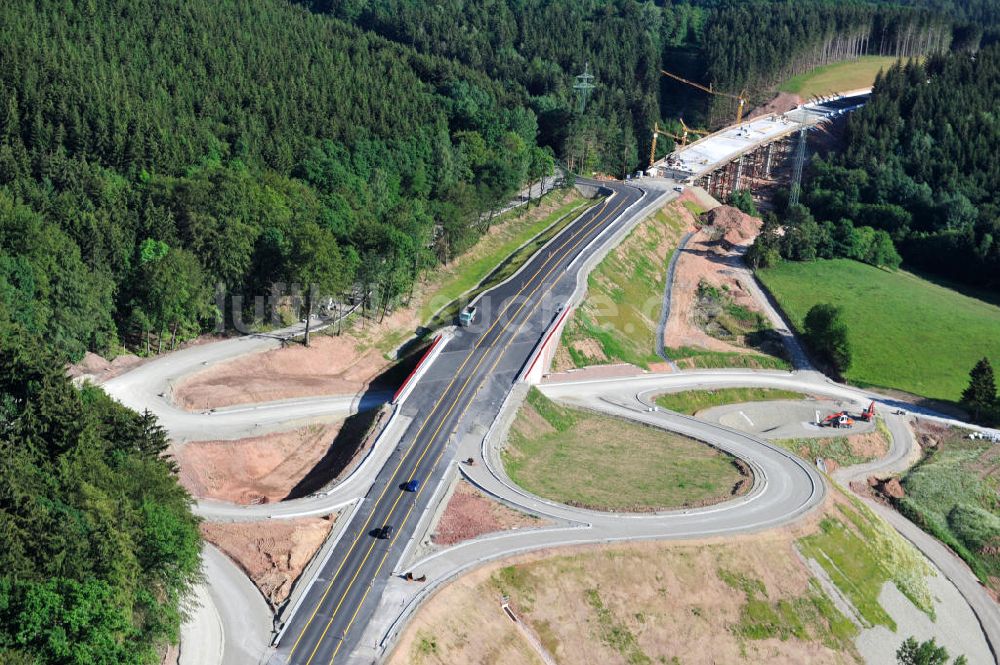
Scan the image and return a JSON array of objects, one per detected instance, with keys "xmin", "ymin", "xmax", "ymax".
[
  {"xmin": 648, "ymin": 122, "xmax": 685, "ymax": 167},
  {"xmin": 679, "ymin": 118, "xmax": 709, "ymax": 142},
  {"xmin": 649, "ymin": 120, "xmax": 710, "ymax": 167},
  {"xmin": 660, "ymin": 67, "xmax": 748, "ymax": 125}
]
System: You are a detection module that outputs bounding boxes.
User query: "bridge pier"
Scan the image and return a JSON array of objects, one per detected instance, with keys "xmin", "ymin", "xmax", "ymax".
[{"xmin": 694, "ymin": 135, "xmax": 797, "ymax": 203}]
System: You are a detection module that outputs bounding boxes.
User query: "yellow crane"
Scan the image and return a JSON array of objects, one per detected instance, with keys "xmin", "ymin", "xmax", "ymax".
[
  {"xmin": 660, "ymin": 67, "xmax": 748, "ymax": 125},
  {"xmin": 649, "ymin": 122, "xmax": 684, "ymax": 167},
  {"xmin": 648, "ymin": 121, "xmax": 708, "ymax": 167},
  {"xmin": 679, "ymin": 118, "xmax": 709, "ymax": 142}
]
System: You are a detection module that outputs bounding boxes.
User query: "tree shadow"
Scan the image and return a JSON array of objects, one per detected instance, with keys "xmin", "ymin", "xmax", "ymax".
[{"xmin": 281, "ymin": 340, "xmax": 431, "ymax": 500}]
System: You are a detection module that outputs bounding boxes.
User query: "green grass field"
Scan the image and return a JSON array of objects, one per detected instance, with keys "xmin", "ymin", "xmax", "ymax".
[
  {"xmin": 655, "ymin": 387, "xmax": 804, "ymax": 415},
  {"xmin": 421, "ymin": 190, "xmax": 595, "ymax": 326},
  {"xmin": 780, "ymin": 56, "xmax": 901, "ymax": 97},
  {"xmin": 503, "ymin": 388, "xmax": 747, "ymax": 512},
  {"xmin": 560, "ymin": 203, "xmax": 687, "ymax": 369},
  {"xmin": 665, "ymin": 346, "xmax": 791, "ymax": 371},
  {"xmin": 757, "ymin": 259, "xmax": 1000, "ymax": 403},
  {"xmin": 798, "ymin": 496, "xmax": 934, "ymax": 630}
]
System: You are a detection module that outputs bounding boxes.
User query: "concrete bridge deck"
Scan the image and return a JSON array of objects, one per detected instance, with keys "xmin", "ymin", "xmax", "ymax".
[{"xmin": 650, "ymin": 88, "xmax": 871, "ymax": 183}]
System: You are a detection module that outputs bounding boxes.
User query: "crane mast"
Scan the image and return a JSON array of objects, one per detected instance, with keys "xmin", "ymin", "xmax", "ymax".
[{"xmin": 648, "ymin": 121, "xmax": 709, "ymax": 167}]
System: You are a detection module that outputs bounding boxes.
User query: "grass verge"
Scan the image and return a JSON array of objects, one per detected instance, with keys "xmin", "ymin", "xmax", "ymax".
[
  {"xmin": 393, "ymin": 508, "xmax": 888, "ymax": 664},
  {"xmin": 896, "ymin": 426, "xmax": 1000, "ymax": 590},
  {"xmin": 422, "ymin": 190, "xmax": 596, "ymax": 328},
  {"xmin": 780, "ymin": 56, "xmax": 901, "ymax": 97},
  {"xmin": 666, "ymin": 345, "xmax": 792, "ymax": 371},
  {"xmin": 503, "ymin": 388, "xmax": 748, "ymax": 511},
  {"xmin": 757, "ymin": 258, "xmax": 1000, "ymax": 402},
  {"xmin": 776, "ymin": 437, "xmax": 873, "ymax": 467},
  {"xmin": 719, "ymin": 569, "xmax": 857, "ymax": 649},
  {"xmin": 655, "ymin": 387, "xmax": 804, "ymax": 415},
  {"xmin": 559, "ymin": 202, "xmax": 688, "ymax": 369},
  {"xmin": 798, "ymin": 494, "xmax": 934, "ymax": 630}
]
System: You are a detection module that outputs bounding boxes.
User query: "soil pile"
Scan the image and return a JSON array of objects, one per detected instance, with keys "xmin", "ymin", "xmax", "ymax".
[
  {"xmin": 67, "ymin": 351, "xmax": 142, "ymax": 384},
  {"xmin": 701, "ymin": 205, "xmax": 762, "ymax": 245},
  {"xmin": 868, "ymin": 475, "xmax": 906, "ymax": 500},
  {"xmin": 748, "ymin": 92, "xmax": 803, "ymax": 119}
]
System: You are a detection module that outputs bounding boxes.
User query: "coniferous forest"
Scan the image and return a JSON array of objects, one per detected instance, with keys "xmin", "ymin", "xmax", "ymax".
[
  {"xmin": 752, "ymin": 45, "xmax": 1000, "ymax": 293},
  {"xmin": 0, "ymin": 0, "xmax": 978, "ymax": 364}
]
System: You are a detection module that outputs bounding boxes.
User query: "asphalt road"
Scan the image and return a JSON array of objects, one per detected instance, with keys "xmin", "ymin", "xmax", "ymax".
[
  {"xmin": 375, "ymin": 371, "xmax": 996, "ymax": 662},
  {"xmin": 269, "ymin": 180, "xmax": 653, "ymax": 664},
  {"xmin": 102, "ymin": 319, "xmax": 382, "ymax": 443}
]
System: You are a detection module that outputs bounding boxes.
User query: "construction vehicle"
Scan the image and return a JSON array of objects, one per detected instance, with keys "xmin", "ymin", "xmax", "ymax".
[
  {"xmin": 649, "ymin": 122, "xmax": 683, "ymax": 167},
  {"xmin": 859, "ymin": 401, "xmax": 875, "ymax": 422},
  {"xmin": 820, "ymin": 411, "xmax": 855, "ymax": 428},
  {"xmin": 660, "ymin": 67, "xmax": 749, "ymax": 125}
]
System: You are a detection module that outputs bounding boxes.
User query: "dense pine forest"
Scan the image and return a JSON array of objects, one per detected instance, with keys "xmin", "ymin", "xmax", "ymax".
[
  {"xmin": 0, "ymin": 0, "xmax": 556, "ymax": 361},
  {"xmin": 0, "ymin": 332, "xmax": 201, "ymax": 663},
  {"xmin": 0, "ymin": 0, "xmax": 995, "ymax": 662},
  {"xmin": 759, "ymin": 45, "xmax": 1000, "ymax": 293}
]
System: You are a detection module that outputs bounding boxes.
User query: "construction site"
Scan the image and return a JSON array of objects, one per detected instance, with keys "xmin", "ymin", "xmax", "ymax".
[{"xmin": 646, "ymin": 68, "xmax": 870, "ymax": 204}]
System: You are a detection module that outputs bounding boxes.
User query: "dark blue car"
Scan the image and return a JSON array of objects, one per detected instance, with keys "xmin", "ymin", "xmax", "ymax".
[{"xmin": 402, "ymin": 479, "xmax": 420, "ymax": 492}]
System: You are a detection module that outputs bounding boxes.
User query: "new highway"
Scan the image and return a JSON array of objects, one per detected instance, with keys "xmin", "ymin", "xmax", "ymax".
[{"xmin": 269, "ymin": 179, "xmax": 656, "ymax": 664}]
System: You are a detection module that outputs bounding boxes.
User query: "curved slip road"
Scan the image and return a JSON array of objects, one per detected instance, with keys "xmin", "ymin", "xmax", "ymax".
[
  {"xmin": 361, "ymin": 369, "xmax": 1000, "ymax": 663},
  {"xmin": 102, "ymin": 317, "xmax": 391, "ymax": 443}
]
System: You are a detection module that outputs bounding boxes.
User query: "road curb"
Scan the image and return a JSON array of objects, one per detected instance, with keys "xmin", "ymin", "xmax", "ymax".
[
  {"xmin": 655, "ymin": 230, "xmax": 695, "ymax": 366},
  {"xmin": 517, "ymin": 182, "xmax": 675, "ymax": 384},
  {"xmin": 271, "ymin": 498, "xmax": 366, "ymax": 647},
  {"xmin": 423, "ymin": 186, "xmax": 593, "ymax": 326},
  {"xmin": 392, "ymin": 332, "xmax": 449, "ymax": 405}
]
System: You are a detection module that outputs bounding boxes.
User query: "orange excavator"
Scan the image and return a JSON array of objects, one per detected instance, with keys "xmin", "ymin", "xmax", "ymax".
[{"xmin": 859, "ymin": 401, "xmax": 875, "ymax": 422}]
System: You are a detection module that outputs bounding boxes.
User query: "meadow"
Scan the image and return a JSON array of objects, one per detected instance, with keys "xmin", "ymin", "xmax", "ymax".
[
  {"xmin": 780, "ymin": 56, "xmax": 902, "ymax": 97},
  {"xmin": 758, "ymin": 259, "xmax": 1000, "ymax": 403}
]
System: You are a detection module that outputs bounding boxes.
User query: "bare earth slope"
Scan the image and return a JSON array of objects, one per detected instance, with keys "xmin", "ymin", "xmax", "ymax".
[
  {"xmin": 173, "ymin": 422, "xmax": 343, "ymax": 504},
  {"xmin": 201, "ymin": 516, "xmax": 335, "ymax": 607}
]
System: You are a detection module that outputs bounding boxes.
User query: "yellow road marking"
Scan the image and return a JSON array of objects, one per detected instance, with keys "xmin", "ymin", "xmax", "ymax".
[
  {"xmin": 286, "ymin": 193, "xmax": 614, "ymax": 659},
  {"xmin": 291, "ymin": 189, "xmax": 632, "ymax": 663},
  {"xmin": 311, "ymin": 193, "xmax": 631, "ymax": 664},
  {"xmin": 324, "ymin": 218, "xmax": 601, "ymax": 664}
]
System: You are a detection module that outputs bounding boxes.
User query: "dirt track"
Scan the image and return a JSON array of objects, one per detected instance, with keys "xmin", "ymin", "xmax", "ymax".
[{"xmin": 665, "ymin": 204, "xmax": 766, "ymax": 354}]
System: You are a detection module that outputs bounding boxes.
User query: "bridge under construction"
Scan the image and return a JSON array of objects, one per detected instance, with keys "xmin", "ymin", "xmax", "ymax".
[{"xmin": 648, "ymin": 90, "xmax": 870, "ymax": 200}]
